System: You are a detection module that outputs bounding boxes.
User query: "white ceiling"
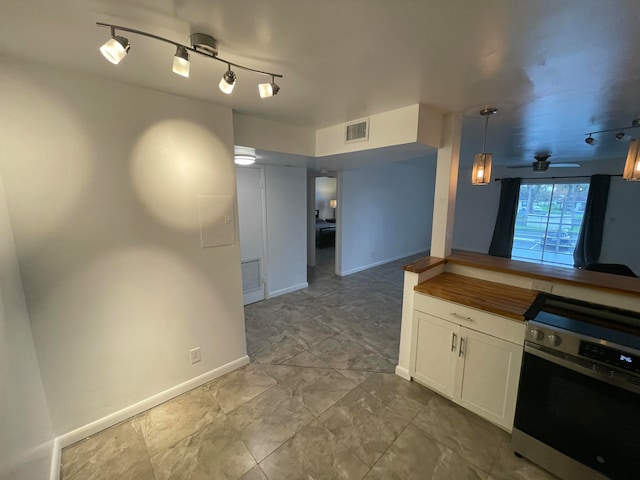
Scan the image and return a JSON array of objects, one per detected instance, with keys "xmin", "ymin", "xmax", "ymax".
[{"xmin": 2, "ymin": 0, "xmax": 640, "ymax": 168}]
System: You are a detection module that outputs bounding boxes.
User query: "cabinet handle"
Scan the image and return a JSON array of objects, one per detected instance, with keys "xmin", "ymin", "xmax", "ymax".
[
  {"xmin": 459, "ymin": 337, "xmax": 465, "ymax": 357},
  {"xmin": 451, "ymin": 333, "xmax": 457, "ymax": 352},
  {"xmin": 450, "ymin": 312, "xmax": 474, "ymax": 322}
]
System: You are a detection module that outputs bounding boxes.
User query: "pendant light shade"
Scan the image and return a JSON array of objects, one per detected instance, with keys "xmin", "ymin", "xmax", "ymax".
[
  {"xmin": 623, "ymin": 139, "xmax": 640, "ymax": 181},
  {"xmin": 472, "ymin": 153, "xmax": 493, "ymax": 185},
  {"xmin": 472, "ymin": 108, "xmax": 497, "ymax": 185},
  {"xmin": 172, "ymin": 46, "xmax": 190, "ymax": 77},
  {"xmin": 100, "ymin": 34, "xmax": 130, "ymax": 64}
]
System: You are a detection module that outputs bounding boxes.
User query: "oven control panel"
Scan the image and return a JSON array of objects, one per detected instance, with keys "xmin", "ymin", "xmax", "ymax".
[{"xmin": 579, "ymin": 341, "xmax": 640, "ymax": 374}]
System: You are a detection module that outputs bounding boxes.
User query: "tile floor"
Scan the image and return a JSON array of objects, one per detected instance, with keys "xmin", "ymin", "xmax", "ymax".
[{"xmin": 60, "ymin": 248, "xmax": 558, "ymax": 480}]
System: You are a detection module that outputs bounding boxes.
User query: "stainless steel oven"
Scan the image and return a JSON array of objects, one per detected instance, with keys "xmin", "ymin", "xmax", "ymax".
[{"xmin": 512, "ymin": 293, "xmax": 640, "ymax": 480}]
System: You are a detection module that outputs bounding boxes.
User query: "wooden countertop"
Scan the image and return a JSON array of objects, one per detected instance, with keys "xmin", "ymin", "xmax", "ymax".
[
  {"xmin": 403, "ymin": 256, "xmax": 445, "ymax": 273},
  {"xmin": 447, "ymin": 251, "xmax": 640, "ymax": 297},
  {"xmin": 414, "ymin": 272, "xmax": 539, "ymax": 321}
]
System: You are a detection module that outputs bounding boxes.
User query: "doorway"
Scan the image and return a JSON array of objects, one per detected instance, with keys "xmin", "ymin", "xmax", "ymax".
[{"xmin": 236, "ymin": 165, "xmax": 268, "ymax": 305}]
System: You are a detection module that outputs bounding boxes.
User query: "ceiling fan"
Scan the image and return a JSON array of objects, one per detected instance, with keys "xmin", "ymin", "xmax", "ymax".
[{"xmin": 507, "ymin": 154, "xmax": 580, "ymax": 172}]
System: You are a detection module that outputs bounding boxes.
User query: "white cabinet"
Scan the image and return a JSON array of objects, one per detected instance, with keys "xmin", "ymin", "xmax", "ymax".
[
  {"xmin": 410, "ymin": 295, "xmax": 524, "ymax": 431},
  {"xmin": 454, "ymin": 326, "xmax": 522, "ymax": 430},
  {"xmin": 413, "ymin": 312, "xmax": 458, "ymax": 398}
]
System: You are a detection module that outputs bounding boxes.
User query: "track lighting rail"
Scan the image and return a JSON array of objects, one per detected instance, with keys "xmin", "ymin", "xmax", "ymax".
[
  {"xmin": 96, "ymin": 22, "xmax": 283, "ymax": 79},
  {"xmin": 96, "ymin": 22, "xmax": 282, "ymax": 97},
  {"xmin": 584, "ymin": 118, "xmax": 640, "ymax": 138}
]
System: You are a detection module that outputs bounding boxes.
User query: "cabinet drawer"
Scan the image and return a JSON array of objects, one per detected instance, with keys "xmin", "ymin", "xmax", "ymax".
[{"xmin": 414, "ymin": 293, "xmax": 525, "ymax": 345}]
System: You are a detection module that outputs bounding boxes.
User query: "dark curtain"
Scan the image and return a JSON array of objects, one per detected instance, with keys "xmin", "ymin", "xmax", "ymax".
[
  {"xmin": 488, "ymin": 177, "xmax": 521, "ymax": 258},
  {"xmin": 573, "ymin": 174, "xmax": 611, "ymax": 268}
]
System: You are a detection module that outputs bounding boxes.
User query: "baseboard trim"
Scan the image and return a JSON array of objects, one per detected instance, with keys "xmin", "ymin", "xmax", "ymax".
[
  {"xmin": 50, "ymin": 438, "xmax": 61, "ymax": 480},
  {"xmin": 268, "ymin": 282, "xmax": 308, "ymax": 298},
  {"xmin": 338, "ymin": 249, "xmax": 428, "ymax": 277},
  {"xmin": 395, "ymin": 365, "xmax": 411, "ymax": 381},
  {"xmin": 53, "ymin": 355, "xmax": 250, "ymax": 460}
]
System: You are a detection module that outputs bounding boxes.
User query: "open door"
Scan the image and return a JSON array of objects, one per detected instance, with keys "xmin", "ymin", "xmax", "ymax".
[{"xmin": 236, "ymin": 165, "xmax": 267, "ymax": 305}]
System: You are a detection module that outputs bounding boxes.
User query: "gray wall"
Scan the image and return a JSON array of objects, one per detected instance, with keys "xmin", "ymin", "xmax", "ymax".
[
  {"xmin": 339, "ymin": 158, "xmax": 436, "ymax": 275},
  {"xmin": 0, "ymin": 174, "xmax": 54, "ymax": 480},
  {"xmin": 0, "ymin": 59, "xmax": 246, "ymax": 436},
  {"xmin": 265, "ymin": 165, "xmax": 308, "ymax": 296}
]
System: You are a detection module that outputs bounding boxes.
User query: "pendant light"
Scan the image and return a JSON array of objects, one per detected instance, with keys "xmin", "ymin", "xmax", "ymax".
[
  {"xmin": 623, "ymin": 139, "xmax": 640, "ymax": 181},
  {"xmin": 471, "ymin": 108, "xmax": 497, "ymax": 185}
]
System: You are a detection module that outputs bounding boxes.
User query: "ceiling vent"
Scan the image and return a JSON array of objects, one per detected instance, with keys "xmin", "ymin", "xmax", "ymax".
[{"xmin": 345, "ymin": 118, "xmax": 370, "ymax": 144}]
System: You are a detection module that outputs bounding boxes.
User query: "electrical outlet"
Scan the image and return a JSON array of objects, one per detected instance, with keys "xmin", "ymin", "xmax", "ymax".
[
  {"xmin": 190, "ymin": 347, "xmax": 201, "ymax": 364},
  {"xmin": 531, "ymin": 280, "xmax": 553, "ymax": 293}
]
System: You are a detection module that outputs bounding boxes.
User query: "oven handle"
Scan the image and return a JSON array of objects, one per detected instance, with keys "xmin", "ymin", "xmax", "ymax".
[{"xmin": 524, "ymin": 343, "xmax": 640, "ymax": 395}]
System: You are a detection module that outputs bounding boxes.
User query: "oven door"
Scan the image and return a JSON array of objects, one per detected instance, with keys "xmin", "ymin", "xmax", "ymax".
[{"xmin": 514, "ymin": 345, "xmax": 640, "ymax": 479}]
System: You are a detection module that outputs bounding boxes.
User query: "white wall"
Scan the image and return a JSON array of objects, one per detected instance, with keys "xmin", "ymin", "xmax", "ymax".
[
  {"xmin": 0, "ymin": 175, "xmax": 54, "ymax": 480},
  {"xmin": 265, "ymin": 165, "xmax": 308, "ymax": 296},
  {"xmin": 0, "ymin": 59, "xmax": 246, "ymax": 437},
  {"xmin": 339, "ymin": 159, "xmax": 436, "ymax": 275},
  {"xmin": 315, "ymin": 104, "xmax": 444, "ymax": 157},
  {"xmin": 233, "ymin": 114, "xmax": 316, "ymax": 156},
  {"xmin": 452, "ymin": 158, "xmax": 640, "ymax": 274},
  {"xmin": 315, "ymin": 176, "xmax": 337, "ymax": 219}
]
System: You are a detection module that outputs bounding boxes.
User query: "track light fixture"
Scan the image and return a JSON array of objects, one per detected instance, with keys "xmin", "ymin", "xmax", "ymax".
[
  {"xmin": 471, "ymin": 108, "xmax": 497, "ymax": 185},
  {"xmin": 172, "ymin": 45, "xmax": 190, "ymax": 77},
  {"xmin": 584, "ymin": 118, "xmax": 640, "ymax": 144},
  {"xmin": 584, "ymin": 119, "xmax": 640, "ymax": 181},
  {"xmin": 99, "ymin": 27, "xmax": 130, "ymax": 65},
  {"xmin": 219, "ymin": 65, "xmax": 236, "ymax": 94},
  {"xmin": 259, "ymin": 76, "xmax": 280, "ymax": 98},
  {"xmin": 97, "ymin": 22, "xmax": 283, "ymax": 98}
]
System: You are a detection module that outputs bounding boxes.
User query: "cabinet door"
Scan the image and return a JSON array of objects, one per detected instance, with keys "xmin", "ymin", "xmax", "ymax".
[
  {"xmin": 412, "ymin": 311, "xmax": 458, "ymax": 398},
  {"xmin": 454, "ymin": 327, "xmax": 523, "ymax": 431}
]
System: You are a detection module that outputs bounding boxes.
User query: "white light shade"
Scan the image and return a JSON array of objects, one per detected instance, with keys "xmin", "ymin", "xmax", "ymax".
[
  {"xmin": 234, "ymin": 154, "xmax": 256, "ymax": 165},
  {"xmin": 623, "ymin": 139, "xmax": 640, "ymax": 181},
  {"xmin": 259, "ymin": 81, "xmax": 280, "ymax": 98},
  {"xmin": 172, "ymin": 47, "xmax": 190, "ymax": 77},
  {"xmin": 219, "ymin": 70, "xmax": 236, "ymax": 94},
  {"xmin": 258, "ymin": 83, "xmax": 274, "ymax": 98},
  {"xmin": 99, "ymin": 37, "xmax": 129, "ymax": 65},
  {"xmin": 329, "ymin": 199, "xmax": 337, "ymax": 209},
  {"xmin": 219, "ymin": 77, "xmax": 234, "ymax": 94},
  {"xmin": 472, "ymin": 153, "xmax": 492, "ymax": 185}
]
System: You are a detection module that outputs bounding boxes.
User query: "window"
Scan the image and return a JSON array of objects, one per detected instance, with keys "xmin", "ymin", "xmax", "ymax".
[{"xmin": 511, "ymin": 182, "xmax": 590, "ymax": 267}]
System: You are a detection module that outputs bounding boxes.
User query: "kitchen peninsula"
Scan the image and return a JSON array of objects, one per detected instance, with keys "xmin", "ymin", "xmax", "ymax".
[{"xmin": 395, "ymin": 251, "xmax": 640, "ymax": 431}]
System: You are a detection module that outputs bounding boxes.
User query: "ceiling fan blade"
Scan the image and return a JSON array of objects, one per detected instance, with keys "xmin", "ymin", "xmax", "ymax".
[
  {"xmin": 549, "ymin": 163, "xmax": 580, "ymax": 168},
  {"xmin": 506, "ymin": 165, "xmax": 532, "ymax": 169}
]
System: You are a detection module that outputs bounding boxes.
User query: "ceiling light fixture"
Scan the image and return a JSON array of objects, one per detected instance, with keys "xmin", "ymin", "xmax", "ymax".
[
  {"xmin": 623, "ymin": 139, "xmax": 640, "ymax": 181},
  {"xmin": 97, "ymin": 23, "xmax": 283, "ymax": 98},
  {"xmin": 471, "ymin": 108, "xmax": 497, "ymax": 185},
  {"xmin": 585, "ymin": 119, "xmax": 640, "ymax": 181},
  {"xmin": 99, "ymin": 27, "xmax": 130, "ymax": 64},
  {"xmin": 258, "ymin": 76, "xmax": 280, "ymax": 98},
  {"xmin": 234, "ymin": 154, "xmax": 256, "ymax": 166},
  {"xmin": 219, "ymin": 65, "xmax": 236, "ymax": 94},
  {"xmin": 172, "ymin": 45, "xmax": 190, "ymax": 77},
  {"xmin": 584, "ymin": 118, "xmax": 640, "ymax": 144}
]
